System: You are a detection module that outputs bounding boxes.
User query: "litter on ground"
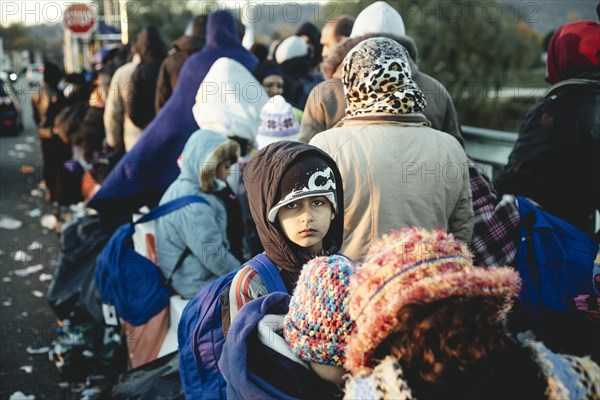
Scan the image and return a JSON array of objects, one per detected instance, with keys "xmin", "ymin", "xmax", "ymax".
[
  {"xmin": 0, "ymin": 216, "xmax": 23, "ymax": 230},
  {"xmin": 26, "ymin": 346, "xmax": 50, "ymax": 355},
  {"xmin": 14, "ymin": 264, "xmax": 44, "ymax": 277},
  {"xmin": 19, "ymin": 365, "xmax": 33, "ymax": 374},
  {"xmin": 15, "ymin": 144, "xmax": 33, "ymax": 152},
  {"xmin": 40, "ymin": 214, "xmax": 58, "ymax": 230},
  {"xmin": 9, "ymin": 391, "xmax": 36, "ymax": 400},
  {"xmin": 27, "ymin": 209, "xmax": 42, "ymax": 218},
  {"xmin": 27, "ymin": 241, "xmax": 43, "ymax": 251},
  {"xmin": 20, "ymin": 165, "xmax": 36, "ymax": 174},
  {"xmin": 13, "ymin": 251, "xmax": 33, "ymax": 263},
  {"xmin": 30, "ymin": 189, "xmax": 45, "ymax": 198}
]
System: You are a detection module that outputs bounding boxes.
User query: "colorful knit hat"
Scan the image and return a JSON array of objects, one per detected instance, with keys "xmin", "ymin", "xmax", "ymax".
[
  {"xmin": 284, "ymin": 255, "xmax": 357, "ymax": 367},
  {"xmin": 257, "ymin": 95, "xmax": 299, "ymax": 149},
  {"xmin": 345, "ymin": 227, "xmax": 522, "ymax": 374}
]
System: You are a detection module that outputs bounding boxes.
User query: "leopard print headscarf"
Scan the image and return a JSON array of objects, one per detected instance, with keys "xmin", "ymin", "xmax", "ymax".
[{"xmin": 342, "ymin": 37, "xmax": 427, "ymax": 117}]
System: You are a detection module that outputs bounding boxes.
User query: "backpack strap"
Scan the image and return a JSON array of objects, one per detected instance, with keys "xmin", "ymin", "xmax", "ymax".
[
  {"xmin": 135, "ymin": 195, "xmax": 208, "ymax": 225},
  {"xmin": 249, "ymin": 253, "xmax": 287, "ymax": 293},
  {"xmin": 132, "ymin": 196, "xmax": 208, "ymax": 288},
  {"xmin": 165, "ymin": 247, "xmax": 192, "ymax": 287}
]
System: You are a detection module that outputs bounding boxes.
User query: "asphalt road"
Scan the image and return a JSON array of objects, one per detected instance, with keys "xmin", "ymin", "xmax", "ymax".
[{"xmin": 0, "ymin": 81, "xmax": 71, "ymax": 399}]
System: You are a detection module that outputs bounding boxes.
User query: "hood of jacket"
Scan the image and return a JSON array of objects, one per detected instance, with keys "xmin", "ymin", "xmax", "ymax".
[
  {"xmin": 193, "ymin": 57, "xmax": 268, "ymax": 145},
  {"xmin": 546, "ymin": 20, "xmax": 600, "ymax": 84},
  {"xmin": 177, "ymin": 129, "xmax": 232, "ymax": 188},
  {"xmin": 296, "ymin": 22, "xmax": 323, "ymax": 68},
  {"xmin": 204, "ymin": 9, "xmax": 241, "ymax": 50},
  {"xmin": 351, "ymin": 1, "xmax": 406, "ymax": 38},
  {"xmin": 243, "ymin": 142, "xmax": 344, "ymax": 273},
  {"xmin": 322, "ymin": 33, "xmax": 419, "ymax": 80},
  {"xmin": 218, "ymin": 292, "xmax": 292, "ymax": 399},
  {"xmin": 280, "ymin": 56, "xmax": 314, "ymax": 78}
]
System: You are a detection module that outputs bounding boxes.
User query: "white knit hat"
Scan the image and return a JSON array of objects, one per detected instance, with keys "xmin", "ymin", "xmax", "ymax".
[
  {"xmin": 275, "ymin": 36, "xmax": 309, "ymax": 64},
  {"xmin": 257, "ymin": 95, "xmax": 299, "ymax": 149},
  {"xmin": 350, "ymin": 1, "xmax": 406, "ymax": 38}
]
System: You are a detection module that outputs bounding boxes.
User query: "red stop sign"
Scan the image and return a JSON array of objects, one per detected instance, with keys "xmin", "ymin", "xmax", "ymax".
[{"xmin": 63, "ymin": 4, "xmax": 96, "ymax": 35}]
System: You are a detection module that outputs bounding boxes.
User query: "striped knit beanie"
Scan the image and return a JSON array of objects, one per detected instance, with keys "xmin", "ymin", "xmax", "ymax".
[
  {"xmin": 345, "ymin": 227, "xmax": 522, "ymax": 374},
  {"xmin": 284, "ymin": 255, "xmax": 356, "ymax": 367}
]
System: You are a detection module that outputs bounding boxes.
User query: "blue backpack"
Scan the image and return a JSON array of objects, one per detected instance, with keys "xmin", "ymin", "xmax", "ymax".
[
  {"xmin": 96, "ymin": 195, "xmax": 208, "ymax": 326},
  {"xmin": 515, "ymin": 196, "xmax": 598, "ymax": 315},
  {"xmin": 178, "ymin": 253, "xmax": 286, "ymax": 399}
]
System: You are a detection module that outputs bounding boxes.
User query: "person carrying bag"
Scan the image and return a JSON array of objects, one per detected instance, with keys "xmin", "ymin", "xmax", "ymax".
[{"xmin": 96, "ymin": 195, "xmax": 207, "ymax": 326}]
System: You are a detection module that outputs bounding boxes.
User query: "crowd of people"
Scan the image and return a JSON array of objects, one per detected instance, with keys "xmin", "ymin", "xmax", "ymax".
[{"xmin": 30, "ymin": 1, "xmax": 600, "ymax": 398}]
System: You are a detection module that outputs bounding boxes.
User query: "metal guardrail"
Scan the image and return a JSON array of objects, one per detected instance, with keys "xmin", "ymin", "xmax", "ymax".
[{"xmin": 461, "ymin": 125, "xmax": 517, "ymax": 179}]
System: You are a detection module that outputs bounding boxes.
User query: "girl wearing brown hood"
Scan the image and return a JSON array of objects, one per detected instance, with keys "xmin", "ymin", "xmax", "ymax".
[{"xmin": 223, "ymin": 141, "xmax": 345, "ymax": 330}]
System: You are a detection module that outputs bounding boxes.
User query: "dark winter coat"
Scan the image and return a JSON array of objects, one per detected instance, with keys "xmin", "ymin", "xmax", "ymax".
[
  {"xmin": 214, "ymin": 183, "xmax": 244, "ymax": 262},
  {"xmin": 495, "ymin": 73, "xmax": 600, "ymax": 236},
  {"xmin": 280, "ymin": 56, "xmax": 324, "ymax": 110},
  {"xmin": 126, "ymin": 26, "xmax": 167, "ymax": 129},
  {"xmin": 154, "ymin": 35, "xmax": 205, "ymax": 113}
]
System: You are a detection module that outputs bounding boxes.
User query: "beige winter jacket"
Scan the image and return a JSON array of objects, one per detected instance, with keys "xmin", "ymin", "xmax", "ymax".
[
  {"xmin": 104, "ymin": 54, "xmax": 142, "ymax": 152},
  {"xmin": 310, "ymin": 113, "xmax": 473, "ymax": 261},
  {"xmin": 299, "ymin": 34, "xmax": 463, "ymax": 146}
]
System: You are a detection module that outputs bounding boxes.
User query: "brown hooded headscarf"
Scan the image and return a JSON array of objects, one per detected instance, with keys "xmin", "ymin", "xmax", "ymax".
[{"xmin": 243, "ymin": 141, "xmax": 344, "ymax": 288}]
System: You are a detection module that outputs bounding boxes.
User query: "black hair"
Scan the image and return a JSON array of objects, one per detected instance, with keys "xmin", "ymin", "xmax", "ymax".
[
  {"xmin": 251, "ymin": 43, "xmax": 269, "ymax": 62},
  {"xmin": 190, "ymin": 14, "xmax": 208, "ymax": 38},
  {"xmin": 333, "ymin": 16, "xmax": 355, "ymax": 38}
]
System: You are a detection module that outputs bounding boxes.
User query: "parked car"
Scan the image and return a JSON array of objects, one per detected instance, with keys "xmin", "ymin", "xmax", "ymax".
[
  {"xmin": 0, "ymin": 72, "xmax": 24, "ymax": 136},
  {"xmin": 26, "ymin": 64, "xmax": 44, "ymax": 87}
]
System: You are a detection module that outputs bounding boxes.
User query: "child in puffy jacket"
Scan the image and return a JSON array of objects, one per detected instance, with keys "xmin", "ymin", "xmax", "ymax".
[{"xmin": 155, "ymin": 130, "xmax": 241, "ymax": 298}]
